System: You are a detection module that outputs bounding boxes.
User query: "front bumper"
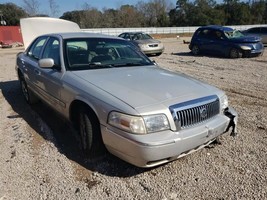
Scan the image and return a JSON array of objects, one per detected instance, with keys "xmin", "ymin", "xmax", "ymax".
[
  {"xmin": 243, "ymin": 44, "xmax": 264, "ymax": 56},
  {"xmin": 102, "ymin": 107, "xmax": 238, "ymax": 168},
  {"xmin": 141, "ymin": 46, "xmax": 164, "ymax": 55}
]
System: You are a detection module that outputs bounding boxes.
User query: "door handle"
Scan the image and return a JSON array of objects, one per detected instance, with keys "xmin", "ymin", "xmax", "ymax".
[{"xmin": 34, "ymin": 69, "xmax": 41, "ymax": 75}]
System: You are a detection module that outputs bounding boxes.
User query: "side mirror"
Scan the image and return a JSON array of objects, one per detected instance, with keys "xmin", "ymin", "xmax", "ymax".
[
  {"xmin": 38, "ymin": 58, "xmax": 54, "ymax": 68},
  {"xmin": 152, "ymin": 60, "xmax": 157, "ymax": 65}
]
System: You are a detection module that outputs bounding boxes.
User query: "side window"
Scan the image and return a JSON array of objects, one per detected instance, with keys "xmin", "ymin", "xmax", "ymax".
[
  {"xmin": 248, "ymin": 28, "xmax": 260, "ymax": 34},
  {"xmin": 42, "ymin": 38, "xmax": 60, "ymax": 66},
  {"xmin": 27, "ymin": 37, "xmax": 47, "ymax": 60},
  {"xmin": 261, "ymin": 28, "xmax": 267, "ymax": 34},
  {"xmin": 125, "ymin": 34, "xmax": 130, "ymax": 40},
  {"xmin": 66, "ymin": 41, "xmax": 89, "ymax": 65},
  {"xmin": 198, "ymin": 29, "xmax": 209, "ymax": 38},
  {"xmin": 119, "ymin": 33, "xmax": 125, "ymax": 38},
  {"xmin": 213, "ymin": 31, "xmax": 222, "ymax": 40}
]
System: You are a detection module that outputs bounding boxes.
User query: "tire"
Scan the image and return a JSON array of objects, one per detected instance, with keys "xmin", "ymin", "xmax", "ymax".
[
  {"xmin": 19, "ymin": 77, "xmax": 39, "ymax": 104},
  {"xmin": 78, "ymin": 107, "xmax": 105, "ymax": 159},
  {"xmin": 191, "ymin": 45, "xmax": 200, "ymax": 55},
  {"xmin": 229, "ymin": 48, "xmax": 242, "ymax": 58}
]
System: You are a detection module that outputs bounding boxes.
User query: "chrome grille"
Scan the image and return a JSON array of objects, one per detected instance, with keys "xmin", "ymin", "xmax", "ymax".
[
  {"xmin": 148, "ymin": 44, "xmax": 158, "ymax": 47},
  {"xmin": 169, "ymin": 95, "xmax": 220, "ymax": 130}
]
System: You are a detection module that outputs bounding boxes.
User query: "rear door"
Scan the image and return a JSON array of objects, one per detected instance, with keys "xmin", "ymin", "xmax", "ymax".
[{"xmin": 199, "ymin": 29, "xmax": 224, "ymax": 55}]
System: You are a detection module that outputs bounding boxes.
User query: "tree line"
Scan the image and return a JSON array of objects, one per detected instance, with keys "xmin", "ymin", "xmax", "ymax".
[{"xmin": 0, "ymin": 0, "xmax": 266, "ymax": 28}]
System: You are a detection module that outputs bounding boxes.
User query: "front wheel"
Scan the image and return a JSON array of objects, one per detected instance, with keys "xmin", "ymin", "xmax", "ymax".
[
  {"xmin": 19, "ymin": 77, "xmax": 39, "ymax": 104},
  {"xmin": 155, "ymin": 52, "xmax": 162, "ymax": 56},
  {"xmin": 229, "ymin": 48, "xmax": 242, "ymax": 58},
  {"xmin": 79, "ymin": 107, "xmax": 105, "ymax": 159}
]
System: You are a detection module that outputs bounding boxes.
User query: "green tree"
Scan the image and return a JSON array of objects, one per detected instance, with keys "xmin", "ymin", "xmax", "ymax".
[
  {"xmin": 81, "ymin": 4, "xmax": 103, "ymax": 28},
  {"xmin": 102, "ymin": 9, "xmax": 118, "ymax": 28},
  {"xmin": 170, "ymin": 0, "xmax": 196, "ymax": 26},
  {"xmin": 137, "ymin": 0, "xmax": 170, "ymax": 27},
  {"xmin": 60, "ymin": 10, "xmax": 83, "ymax": 27},
  {"xmin": 223, "ymin": 0, "xmax": 251, "ymax": 25},
  {"xmin": 250, "ymin": 0, "xmax": 266, "ymax": 24},
  {"xmin": 0, "ymin": 3, "xmax": 28, "ymax": 25},
  {"xmin": 189, "ymin": 0, "xmax": 225, "ymax": 25},
  {"xmin": 117, "ymin": 5, "xmax": 142, "ymax": 27}
]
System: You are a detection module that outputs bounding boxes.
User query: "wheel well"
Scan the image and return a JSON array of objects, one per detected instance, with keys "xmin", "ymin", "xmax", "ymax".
[
  {"xmin": 17, "ymin": 69, "xmax": 23, "ymax": 79},
  {"xmin": 69, "ymin": 100, "xmax": 99, "ymax": 130}
]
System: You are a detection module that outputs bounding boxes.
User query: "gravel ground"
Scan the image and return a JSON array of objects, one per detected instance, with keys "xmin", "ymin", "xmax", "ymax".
[{"xmin": 0, "ymin": 38, "xmax": 266, "ymax": 200}]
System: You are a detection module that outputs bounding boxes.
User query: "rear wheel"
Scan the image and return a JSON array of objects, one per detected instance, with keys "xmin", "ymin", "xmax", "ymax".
[
  {"xmin": 229, "ymin": 48, "xmax": 242, "ymax": 58},
  {"xmin": 191, "ymin": 45, "xmax": 200, "ymax": 55},
  {"xmin": 19, "ymin": 76, "xmax": 39, "ymax": 104},
  {"xmin": 78, "ymin": 107, "xmax": 105, "ymax": 159}
]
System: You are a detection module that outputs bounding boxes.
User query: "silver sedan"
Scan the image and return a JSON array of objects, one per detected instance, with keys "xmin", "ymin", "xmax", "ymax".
[
  {"xmin": 118, "ymin": 32, "xmax": 164, "ymax": 56},
  {"xmin": 242, "ymin": 26, "xmax": 267, "ymax": 46},
  {"xmin": 16, "ymin": 32, "xmax": 237, "ymax": 167}
]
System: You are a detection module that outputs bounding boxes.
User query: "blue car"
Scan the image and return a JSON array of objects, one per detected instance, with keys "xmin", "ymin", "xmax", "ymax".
[{"xmin": 189, "ymin": 25, "xmax": 264, "ymax": 58}]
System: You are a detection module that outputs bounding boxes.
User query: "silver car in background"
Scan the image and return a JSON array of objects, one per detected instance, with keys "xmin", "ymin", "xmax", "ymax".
[
  {"xmin": 16, "ymin": 31, "xmax": 237, "ymax": 168},
  {"xmin": 242, "ymin": 26, "xmax": 267, "ymax": 46},
  {"xmin": 118, "ymin": 32, "xmax": 164, "ymax": 56}
]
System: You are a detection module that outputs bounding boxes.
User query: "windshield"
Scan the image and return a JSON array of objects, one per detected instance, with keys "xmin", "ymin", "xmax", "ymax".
[
  {"xmin": 224, "ymin": 30, "xmax": 244, "ymax": 39},
  {"xmin": 64, "ymin": 38, "xmax": 153, "ymax": 70},
  {"xmin": 131, "ymin": 33, "xmax": 153, "ymax": 40}
]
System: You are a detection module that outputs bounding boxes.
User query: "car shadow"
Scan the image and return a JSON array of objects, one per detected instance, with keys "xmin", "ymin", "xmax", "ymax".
[
  {"xmin": 172, "ymin": 52, "xmax": 193, "ymax": 57},
  {"xmin": 0, "ymin": 80, "xmax": 148, "ymax": 177},
  {"xmin": 173, "ymin": 51, "xmax": 263, "ymax": 59},
  {"xmin": 172, "ymin": 51, "xmax": 235, "ymax": 59}
]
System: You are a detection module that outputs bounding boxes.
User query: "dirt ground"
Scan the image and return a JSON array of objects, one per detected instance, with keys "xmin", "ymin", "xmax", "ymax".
[{"xmin": 0, "ymin": 38, "xmax": 266, "ymax": 199}]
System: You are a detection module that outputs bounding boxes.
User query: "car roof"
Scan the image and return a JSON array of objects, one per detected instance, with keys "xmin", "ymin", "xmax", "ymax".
[
  {"xmin": 121, "ymin": 32, "xmax": 146, "ymax": 35},
  {"xmin": 43, "ymin": 32, "xmax": 123, "ymax": 40},
  {"xmin": 247, "ymin": 26, "xmax": 267, "ymax": 29},
  {"xmin": 199, "ymin": 25, "xmax": 233, "ymax": 32}
]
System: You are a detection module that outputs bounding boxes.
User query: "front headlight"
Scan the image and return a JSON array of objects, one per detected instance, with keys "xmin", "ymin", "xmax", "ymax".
[
  {"xmin": 220, "ymin": 94, "xmax": 228, "ymax": 111},
  {"xmin": 138, "ymin": 44, "xmax": 147, "ymax": 49},
  {"xmin": 143, "ymin": 114, "xmax": 170, "ymax": 133},
  {"xmin": 240, "ymin": 45, "xmax": 252, "ymax": 50},
  {"xmin": 108, "ymin": 111, "xmax": 170, "ymax": 134}
]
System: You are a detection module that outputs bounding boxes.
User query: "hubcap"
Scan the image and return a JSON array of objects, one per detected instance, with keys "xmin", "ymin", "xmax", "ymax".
[
  {"xmin": 192, "ymin": 46, "xmax": 199, "ymax": 55},
  {"xmin": 230, "ymin": 49, "xmax": 239, "ymax": 58}
]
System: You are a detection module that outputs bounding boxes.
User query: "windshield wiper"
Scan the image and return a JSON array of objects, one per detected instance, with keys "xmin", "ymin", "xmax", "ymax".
[
  {"xmin": 87, "ymin": 62, "xmax": 114, "ymax": 69},
  {"xmin": 70, "ymin": 62, "xmax": 114, "ymax": 70},
  {"xmin": 112, "ymin": 62, "xmax": 145, "ymax": 67}
]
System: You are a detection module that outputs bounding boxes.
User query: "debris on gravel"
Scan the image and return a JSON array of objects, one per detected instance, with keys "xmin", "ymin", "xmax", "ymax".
[{"xmin": 0, "ymin": 38, "xmax": 266, "ymax": 199}]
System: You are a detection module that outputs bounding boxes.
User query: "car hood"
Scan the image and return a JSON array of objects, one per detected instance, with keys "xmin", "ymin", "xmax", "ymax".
[
  {"xmin": 135, "ymin": 39, "xmax": 161, "ymax": 45},
  {"xmin": 71, "ymin": 66, "xmax": 219, "ymax": 109},
  {"xmin": 230, "ymin": 36, "xmax": 261, "ymax": 43}
]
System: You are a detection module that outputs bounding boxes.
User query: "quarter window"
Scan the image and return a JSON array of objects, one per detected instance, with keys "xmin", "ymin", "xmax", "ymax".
[{"xmin": 27, "ymin": 37, "xmax": 47, "ymax": 60}]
